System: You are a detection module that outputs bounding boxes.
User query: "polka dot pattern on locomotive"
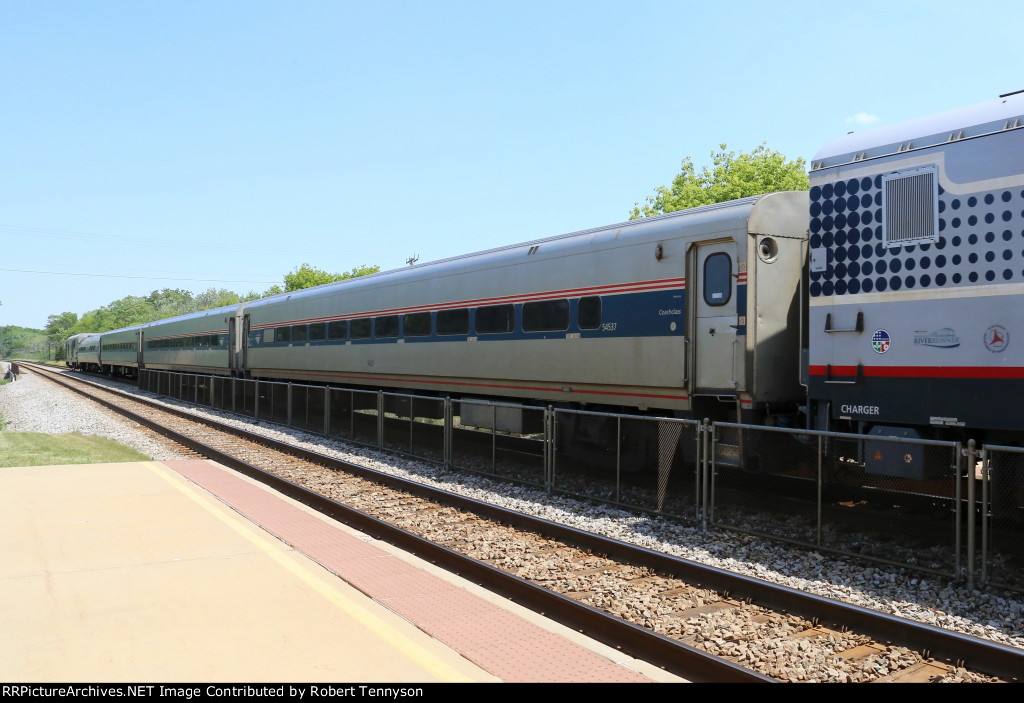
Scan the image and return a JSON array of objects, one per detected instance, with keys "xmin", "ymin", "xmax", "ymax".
[{"xmin": 808, "ymin": 176, "xmax": 1024, "ymax": 297}]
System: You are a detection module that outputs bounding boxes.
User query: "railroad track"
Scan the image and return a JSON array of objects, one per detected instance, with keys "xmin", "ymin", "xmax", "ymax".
[{"xmin": 18, "ymin": 362, "xmax": 1024, "ymax": 683}]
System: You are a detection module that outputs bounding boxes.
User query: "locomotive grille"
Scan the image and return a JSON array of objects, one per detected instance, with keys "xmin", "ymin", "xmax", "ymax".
[{"xmin": 882, "ymin": 167, "xmax": 938, "ymax": 246}]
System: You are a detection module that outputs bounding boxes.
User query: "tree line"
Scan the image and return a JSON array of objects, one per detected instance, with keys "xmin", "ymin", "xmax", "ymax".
[{"xmin": 26, "ymin": 263, "xmax": 380, "ymax": 361}]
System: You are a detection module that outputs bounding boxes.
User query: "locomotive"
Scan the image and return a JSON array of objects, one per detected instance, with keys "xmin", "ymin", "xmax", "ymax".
[
  {"xmin": 66, "ymin": 91, "xmax": 1024, "ymax": 471},
  {"xmin": 808, "ymin": 92, "xmax": 1024, "ymax": 449}
]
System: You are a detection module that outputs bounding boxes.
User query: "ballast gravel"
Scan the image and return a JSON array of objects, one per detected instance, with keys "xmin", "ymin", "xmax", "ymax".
[
  {"xmin": 3, "ymin": 370, "xmax": 1023, "ymax": 658},
  {"xmin": 0, "ymin": 371, "xmax": 192, "ymax": 461}
]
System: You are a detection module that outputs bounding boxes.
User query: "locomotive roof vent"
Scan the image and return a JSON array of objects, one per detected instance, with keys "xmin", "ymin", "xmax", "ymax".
[{"xmin": 882, "ymin": 166, "xmax": 939, "ymax": 247}]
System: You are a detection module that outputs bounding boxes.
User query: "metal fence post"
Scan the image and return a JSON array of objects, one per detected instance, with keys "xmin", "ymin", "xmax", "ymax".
[
  {"xmin": 286, "ymin": 383, "xmax": 293, "ymax": 427},
  {"xmin": 377, "ymin": 391, "xmax": 384, "ymax": 450},
  {"xmin": 444, "ymin": 397, "xmax": 452, "ymax": 469},
  {"xmin": 406, "ymin": 396, "xmax": 413, "ymax": 454},
  {"xmin": 543, "ymin": 406, "xmax": 552, "ymax": 495},
  {"xmin": 965, "ymin": 439, "xmax": 977, "ymax": 589},
  {"xmin": 954, "ymin": 442, "xmax": 963, "ymax": 581},
  {"xmin": 702, "ymin": 418, "xmax": 711, "ymax": 531},
  {"xmin": 615, "ymin": 415, "xmax": 623, "ymax": 505},
  {"xmin": 817, "ymin": 434, "xmax": 823, "ymax": 547},
  {"xmin": 323, "ymin": 387, "xmax": 331, "ymax": 437},
  {"xmin": 549, "ymin": 406, "xmax": 557, "ymax": 496},
  {"xmin": 980, "ymin": 447, "xmax": 990, "ymax": 586},
  {"xmin": 694, "ymin": 423, "xmax": 702, "ymax": 523}
]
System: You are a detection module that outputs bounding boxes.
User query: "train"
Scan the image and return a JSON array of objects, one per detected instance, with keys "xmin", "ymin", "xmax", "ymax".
[{"xmin": 66, "ymin": 91, "xmax": 1024, "ymax": 478}]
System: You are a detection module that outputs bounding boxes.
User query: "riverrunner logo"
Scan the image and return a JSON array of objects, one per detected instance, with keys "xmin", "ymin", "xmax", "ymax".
[{"xmin": 913, "ymin": 328, "xmax": 960, "ymax": 348}]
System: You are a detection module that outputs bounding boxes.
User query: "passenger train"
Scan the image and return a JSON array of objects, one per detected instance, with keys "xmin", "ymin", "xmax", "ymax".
[{"xmin": 66, "ymin": 92, "xmax": 1024, "ymax": 474}]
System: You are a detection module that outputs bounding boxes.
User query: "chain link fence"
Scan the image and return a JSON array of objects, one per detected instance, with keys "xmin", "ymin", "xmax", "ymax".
[
  {"xmin": 324, "ymin": 387, "xmax": 378, "ymax": 448},
  {"xmin": 234, "ymin": 378, "xmax": 257, "ymax": 418},
  {"xmin": 134, "ymin": 369, "xmax": 1023, "ymax": 590},
  {"xmin": 210, "ymin": 376, "xmax": 231, "ymax": 412},
  {"xmin": 712, "ymin": 423, "xmax": 963, "ymax": 578},
  {"xmin": 979, "ymin": 446, "xmax": 1024, "ymax": 592},
  {"xmin": 449, "ymin": 399, "xmax": 547, "ymax": 487},
  {"xmin": 381, "ymin": 392, "xmax": 446, "ymax": 464},
  {"xmin": 289, "ymin": 384, "xmax": 327, "ymax": 434},
  {"xmin": 550, "ymin": 409, "xmax": 702, "ymax": 522}
]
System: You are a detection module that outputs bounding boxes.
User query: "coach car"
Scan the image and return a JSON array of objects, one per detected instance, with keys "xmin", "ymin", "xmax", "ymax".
[
  {"xmin": 239, "ymin": 191, "xmax": 809, "ymax": 427},
  {"xmin": 71, "ymin": 333, "xmax": 102, "ymax": 372},
  {"xmin": 65, "ymin": 333, "xmax": 93, "ymax": 369},
  {"xmin": 137, "ymin": 305, "xmax": 241, "ymax": 376},
  {"xmin": 97, "ymin": 325, "xmax": 142, "ymax": 378}
]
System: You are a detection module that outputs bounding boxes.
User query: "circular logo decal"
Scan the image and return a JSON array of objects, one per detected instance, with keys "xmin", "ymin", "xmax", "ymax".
[
  {"xmin": 871, "ymin": 329, "xmax": 891, "ymax": 354},
  {"xmin": 984, "ymin": 325, "xmax": 1009, "ymax": 353}
]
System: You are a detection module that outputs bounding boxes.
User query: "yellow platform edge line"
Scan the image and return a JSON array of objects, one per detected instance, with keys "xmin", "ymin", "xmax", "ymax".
[{"xmin": 145, "ymin": 460, "xmax": 476, "ymax": 683}]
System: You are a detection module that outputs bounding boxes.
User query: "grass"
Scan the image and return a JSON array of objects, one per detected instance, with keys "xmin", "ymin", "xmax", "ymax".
[{"xmin": 0, "ymin": 431, "xmax": 150, "ymax": 467}]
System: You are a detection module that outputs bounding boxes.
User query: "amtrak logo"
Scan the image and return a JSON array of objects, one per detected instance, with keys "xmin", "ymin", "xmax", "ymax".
[
  {"xmin": 984, "ymin": 325, "xmax": 1009, "ymax": 353},
  {"xmin": 871, "ymin": 329, "xmax": 891, "ymax": 354}
]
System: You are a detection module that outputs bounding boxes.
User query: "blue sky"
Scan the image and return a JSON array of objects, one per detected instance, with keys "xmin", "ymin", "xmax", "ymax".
[{"xmin": 2, "ymin": 1, "xmax": 1022, "ymax": 329}]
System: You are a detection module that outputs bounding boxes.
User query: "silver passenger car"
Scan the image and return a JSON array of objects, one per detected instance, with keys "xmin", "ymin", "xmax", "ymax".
[
  {"xmin": 138, "ymin": 305, "xmax": 243, "ymax": 376},
  {"xmin": 238, "ymin": 191, "xmax": 808, "ymax": 423},
  {"xmin": 65, "ymin": 333, "xmax": 93, "ymax": 369},
  {"xmin": 73, "ymin": 333, "xmax": 102, "ymax": 372},
  {"xmin": 98, "ymin": 325, "xmax": 142, "ymax": 378}
]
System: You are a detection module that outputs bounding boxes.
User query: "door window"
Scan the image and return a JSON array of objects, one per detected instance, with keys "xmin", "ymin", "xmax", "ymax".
[{"xmin": 703, "ymin": 252, "xmax": 732, "ymax": 306}]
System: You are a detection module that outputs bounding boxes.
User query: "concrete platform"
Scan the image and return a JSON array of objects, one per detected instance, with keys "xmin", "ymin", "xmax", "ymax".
[{"xmin": 0, "ymin": 459, "xmax": 685, "ymax": 683}]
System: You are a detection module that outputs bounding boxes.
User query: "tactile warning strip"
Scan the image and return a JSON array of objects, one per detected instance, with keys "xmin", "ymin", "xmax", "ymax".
[{"xmin": 162, "ymin": 460, "xmax": 653, "ymax": 683}]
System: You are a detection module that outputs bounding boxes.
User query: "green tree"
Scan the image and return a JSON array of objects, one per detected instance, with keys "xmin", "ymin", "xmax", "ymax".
[
  {"xmin": 630, "ymin": 143, "xmax": 808, "ymax": 219},
  {"xmin": 101, "ymin": 295, "xmax": 155, "ymax": 329},
  {"xmin": 66, "ymin": 295, "xmax": 156, "ymax": 336},
  {"xmin": 194, "ymin": 287, "xmax": 245, "ymax": 311},
  {"xmin": 0, "ymin": 325, "xmax": 47, "ymax": 360},
  {"xmin": 50, "ymin": 263, "xmax": 383, "ymax": 340},
  {"xmin": 147, "ymin": 288, "xmax": 195, "ymax": 318},
  {"xmin": 264, "ymin": 263, "xmax": 382, "ymax": 296},
  {"xmin": 44, "ymin": 312, "xmax": 79, "ymax": 360}
]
